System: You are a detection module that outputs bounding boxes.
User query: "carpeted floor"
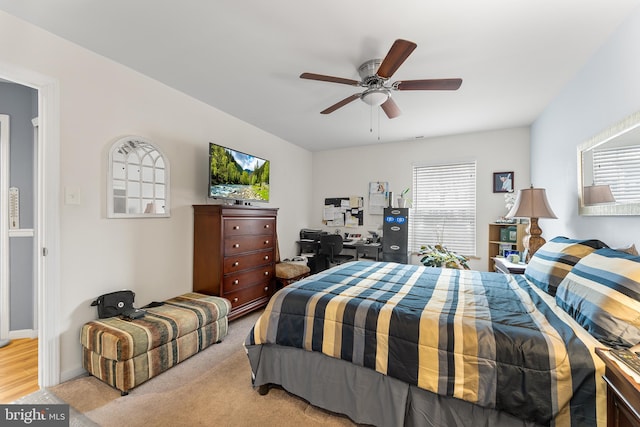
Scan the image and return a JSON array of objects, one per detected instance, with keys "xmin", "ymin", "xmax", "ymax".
[{"xmin": 18, "ymin": 310, "xmax": 358, "ymax": 427}]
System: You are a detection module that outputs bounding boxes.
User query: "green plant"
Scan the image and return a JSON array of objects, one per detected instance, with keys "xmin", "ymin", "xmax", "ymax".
[{"xmin": 418, "ymin": 244, "xmax": 470, "ymax": 270}]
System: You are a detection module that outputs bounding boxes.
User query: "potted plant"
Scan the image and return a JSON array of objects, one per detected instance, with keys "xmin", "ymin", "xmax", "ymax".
[{"xmin": 418, "ymin": 244, "xmax": 470, "ymax": 270}]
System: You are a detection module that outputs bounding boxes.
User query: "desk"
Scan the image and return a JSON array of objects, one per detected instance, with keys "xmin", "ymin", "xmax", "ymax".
[
  {"xmin": 297, "ymin": 240, "xmax": 383, "ymax": 261},
  {"xmin": 345, "ymin": 241, "xmax": 383, "ymax": 261}
]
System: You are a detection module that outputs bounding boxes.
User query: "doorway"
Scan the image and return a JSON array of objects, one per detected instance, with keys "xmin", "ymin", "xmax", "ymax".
[{"xmin": 0, "ymin": 62, "xmax": 61, "ymax": 390}]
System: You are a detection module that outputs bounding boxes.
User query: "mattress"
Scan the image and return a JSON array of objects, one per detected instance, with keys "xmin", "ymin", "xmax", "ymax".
[{"xmin": 246, "ymin": 261, "xmax": 606, "ymax": 427}]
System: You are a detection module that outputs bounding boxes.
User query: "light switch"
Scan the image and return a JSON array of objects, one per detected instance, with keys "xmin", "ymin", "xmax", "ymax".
[{"xmin": 65, "ymin": 187, "xmax": 81, "ymax": 205}]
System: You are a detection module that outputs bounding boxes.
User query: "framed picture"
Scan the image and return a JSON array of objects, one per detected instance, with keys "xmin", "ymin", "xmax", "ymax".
[{"xmin": 493, "ymin": 172, "xmax": 514, "ymax": 193}]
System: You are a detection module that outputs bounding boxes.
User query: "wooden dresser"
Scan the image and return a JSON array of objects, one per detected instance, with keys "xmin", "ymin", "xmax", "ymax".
[{"xmin": 192, "ymin": 205, "xmax": 278, "ymax": 320}]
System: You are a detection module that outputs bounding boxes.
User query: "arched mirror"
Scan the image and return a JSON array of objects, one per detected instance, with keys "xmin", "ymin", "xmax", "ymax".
[{"xmin": 108, "ymin": 136, "xmax": 170, "ymax": 218}]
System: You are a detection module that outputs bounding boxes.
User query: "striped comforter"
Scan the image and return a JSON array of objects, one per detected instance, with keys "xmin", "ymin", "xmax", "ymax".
[{"xmin": 247, "ymin": 261, "xmax": 605, "ymax": 426}]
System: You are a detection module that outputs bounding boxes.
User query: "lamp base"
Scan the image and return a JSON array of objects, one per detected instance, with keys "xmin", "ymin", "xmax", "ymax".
[{"xmin": 522, "ymin": 217, "xmax": 545, "ymax": 262}]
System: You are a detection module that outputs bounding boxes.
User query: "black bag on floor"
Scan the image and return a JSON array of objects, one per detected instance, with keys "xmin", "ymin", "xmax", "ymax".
[{"xmin": 91, "ymin": 290, "xmax": 140, "ymax": 319}]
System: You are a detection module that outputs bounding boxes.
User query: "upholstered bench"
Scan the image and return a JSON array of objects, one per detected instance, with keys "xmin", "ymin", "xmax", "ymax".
[{"xmin": 81, "ymin": 292, "xmax": 231, "ymax": 394}]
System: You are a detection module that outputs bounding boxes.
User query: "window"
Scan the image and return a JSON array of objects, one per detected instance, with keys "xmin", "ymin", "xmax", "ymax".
[
  {"xmin": 410, "ymin": 161, "xmax": 476, "ymax": 256},
  {"xmin": 592, "ymin": 145, "xmax": 640, "ymax": 203},
  {"xmin": 108, "ymin": 136, "xmax": 170, "ymax": 218}
]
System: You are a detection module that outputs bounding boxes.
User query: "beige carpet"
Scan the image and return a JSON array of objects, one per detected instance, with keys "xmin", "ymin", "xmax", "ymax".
[{"xmin": 50, "ymin": 311, "xmax": 358, "ymax": 427}]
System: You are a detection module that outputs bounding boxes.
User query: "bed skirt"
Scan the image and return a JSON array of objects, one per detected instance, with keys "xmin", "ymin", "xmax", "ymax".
[{"xmin": 246, "ymin": 343, "xmax": 544, "ymax": 427}]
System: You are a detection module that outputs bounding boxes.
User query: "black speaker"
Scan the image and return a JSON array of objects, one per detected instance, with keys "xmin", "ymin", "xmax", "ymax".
[{"xmin": 382, "ymin": 208, "xmax": 408, "ymax": 264}]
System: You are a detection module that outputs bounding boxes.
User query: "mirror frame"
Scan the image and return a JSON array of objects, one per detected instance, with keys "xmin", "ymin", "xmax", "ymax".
[
  {"xmin": 578, "ymin": 110, "xmax": 640, "ymax": 216},
  {"xmin": 107, "ymin": 135, "xmax": 170, "ymax": 218}
]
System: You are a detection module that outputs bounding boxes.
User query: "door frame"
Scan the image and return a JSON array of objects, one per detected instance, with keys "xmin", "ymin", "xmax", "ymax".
[
  {"xmin": 0, "ymin": 61, "xmax": 61, "ymax": 388},
  {"xmin": 0, "ymin": 114, "xmax": 9, "ymax": 342}
]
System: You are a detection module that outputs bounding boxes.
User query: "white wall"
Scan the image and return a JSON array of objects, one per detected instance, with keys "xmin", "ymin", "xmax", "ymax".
[
  {"xmin": 312, "ymin": 127, "xmax": 530, "ymax": 271},
  {"xmin": 0, "ymin": 11, "xmax": 312, "ymax": 380},
  {"xmin": 531, "ymin": 5, "xmax": 640, "ymax": 248}
]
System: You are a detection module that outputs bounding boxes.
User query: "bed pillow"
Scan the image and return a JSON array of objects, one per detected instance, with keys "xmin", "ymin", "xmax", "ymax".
[
  {"xmin": 524, "ymin": 236, "xmax": 608, "ymax": 296},
  {"xmin": 555, "ymin": 248, "xmax": 640, "ymax": 348}
]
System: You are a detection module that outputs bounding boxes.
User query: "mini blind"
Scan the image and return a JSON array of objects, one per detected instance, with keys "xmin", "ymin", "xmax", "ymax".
[
  {"xmin": 410, "ymin": 161, "xmax": 476, "ymax": 256},
  {"xmin": 593, "ymin": 145, "xmax": 640, "ymax": 202}
]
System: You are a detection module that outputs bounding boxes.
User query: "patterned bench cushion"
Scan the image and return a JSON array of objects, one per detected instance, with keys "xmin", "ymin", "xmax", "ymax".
[
  {"xmin": 81, "ymin": 292, "xmax": 231, "ymax": 361},
  {"xmin": 82, "ymin": 318, "xmax": 228, "ymax": 392}
]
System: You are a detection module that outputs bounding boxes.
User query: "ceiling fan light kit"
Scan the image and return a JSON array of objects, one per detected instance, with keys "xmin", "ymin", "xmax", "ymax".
[
  {"xmin": 300, "ymin": 39, "xmax": 462, "ymax": 119},
  {"xmin": 361, "ymin": 89, "xmax": 389, "ymax": 106}
]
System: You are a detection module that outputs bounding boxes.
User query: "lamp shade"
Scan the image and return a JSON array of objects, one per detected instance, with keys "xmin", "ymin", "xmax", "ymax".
[
  {"xmin": 583, "ymin": 184, "xmax": 615, "ymax": 205},
  {"xmin": 505, "ymin": 187, "xmax": 557, "ymax": 219},
  {"xmin": 361, "ymin": 89, "xmax": 389, "ymax": 106}
]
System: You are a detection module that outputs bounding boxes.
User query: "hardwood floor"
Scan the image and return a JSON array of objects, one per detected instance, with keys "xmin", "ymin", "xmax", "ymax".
[{"xmin": 0, "ymin": 338, "xmax": 39, "ymax": 403}]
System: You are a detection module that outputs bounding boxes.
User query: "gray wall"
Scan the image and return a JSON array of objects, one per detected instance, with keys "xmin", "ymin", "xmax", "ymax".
[{"xmin": 0, "ymin": 81, "xmax": 37, "ymax": 330}]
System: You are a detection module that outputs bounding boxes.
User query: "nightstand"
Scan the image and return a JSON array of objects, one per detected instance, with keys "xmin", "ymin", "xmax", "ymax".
[
  {"xmin": 492, "ymin": 257, "xmax": 526, "ymax": 274},
  {"xmin": 596, "ymin": 347, "xmax": 640, "ymax": 427}
]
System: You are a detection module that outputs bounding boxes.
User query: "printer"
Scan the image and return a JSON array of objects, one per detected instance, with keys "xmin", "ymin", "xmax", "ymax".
[{"xmin": 299, "ymin": 229, "xmax": 325, "ymax": 241}]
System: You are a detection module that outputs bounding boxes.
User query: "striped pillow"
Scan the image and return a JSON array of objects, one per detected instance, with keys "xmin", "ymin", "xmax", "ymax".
[
  {"xmin": 524, "ymin": 236, "xmax": 608, "ymax": 296},
  {"xmin": 555, "ymin": 248, "xmax": 640, "ymax": 348}
]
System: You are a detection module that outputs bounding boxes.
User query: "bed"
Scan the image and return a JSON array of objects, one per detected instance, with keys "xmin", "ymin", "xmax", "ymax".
[{"xmin": 245, "ymin": 237, "xmax": 640, "ymax": 427}]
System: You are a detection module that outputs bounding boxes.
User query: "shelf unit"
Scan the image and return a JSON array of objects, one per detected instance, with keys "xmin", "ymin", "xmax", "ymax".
[{"xmin": 488, "ymin": 223, "xmax": 526, "ymax": 271}]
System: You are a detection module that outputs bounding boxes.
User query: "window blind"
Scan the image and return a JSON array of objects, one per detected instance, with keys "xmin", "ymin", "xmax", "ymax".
[
  {"xmin": 410, "ymin": 161, "xmax": 476, "ymax": 256},
  {"xmin": 593, "ymin": 145, "xmax": 640, "ymax": 202}
]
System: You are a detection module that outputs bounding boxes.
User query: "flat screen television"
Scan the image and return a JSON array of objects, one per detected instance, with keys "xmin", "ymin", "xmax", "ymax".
[{"xmin": 208, "ymin": 142, "xmax": 270, "ymax": 203}]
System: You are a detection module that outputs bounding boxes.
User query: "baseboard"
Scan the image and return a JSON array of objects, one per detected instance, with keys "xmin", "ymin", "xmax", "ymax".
[
  {"xmin": 8, "ymin": 329, "xmax": 37, "ymax": 339},
  {"xmin": 60, "ymin": 366, "xmax": 88, "ymax": 384}
]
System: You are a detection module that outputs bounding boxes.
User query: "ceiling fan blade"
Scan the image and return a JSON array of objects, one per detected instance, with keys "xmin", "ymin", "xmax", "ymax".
[
  {"xmin": 300, "ymin": 72, "xmax": 360, "ymax": 86},
  {"xmin": 381, "ymin": 97, "xmax": 401, "ymax": 119},
  {"xmin": 394, "ymin": 78, "xmax": 463, "ymax": 91},
  {"xmin": 376, "ymin": 39, "xmax": 417, "ymax": 79},
  {"xmin": 320, "ymin": 94, "xmax": 361, "ymax": 114}
]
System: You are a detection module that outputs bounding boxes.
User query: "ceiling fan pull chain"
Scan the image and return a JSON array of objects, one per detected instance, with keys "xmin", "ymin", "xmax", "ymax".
[{"xmin": 370, "ymin": 105, "xmax": 374, "ymax": 133}]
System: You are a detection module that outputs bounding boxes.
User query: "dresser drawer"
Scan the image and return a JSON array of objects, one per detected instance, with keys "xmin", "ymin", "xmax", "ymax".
[
  {"xmin": 225, "ymin": 282, "xmax": 275, "ymax": 309},
  {"xmin": 225, "ymin": 235, "xmax": 274, "ymax": 255},
  {"xmin": 223, "ymin": 266, "xmax": 274, "ymax": 293},
  {"xmin": 224, "ymin": 218, "xmax": 275, "ymax": 237},
  {"xmin": 224, "ymin": 250, "xmax": 273, "ymax": 273}
]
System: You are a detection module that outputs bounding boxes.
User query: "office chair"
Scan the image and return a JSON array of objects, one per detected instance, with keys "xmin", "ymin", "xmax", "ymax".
[{"xmin": 319, "ymin": 234, "xmax": 354, "ymax": 266}]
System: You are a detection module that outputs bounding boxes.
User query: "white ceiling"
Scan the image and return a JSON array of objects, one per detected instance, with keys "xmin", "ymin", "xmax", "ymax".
[{"xmin": 1, "ymin": 0, "xmax": 638, "ymax": 151}]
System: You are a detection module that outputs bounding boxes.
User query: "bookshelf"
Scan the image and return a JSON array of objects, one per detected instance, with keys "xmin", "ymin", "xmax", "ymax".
[{"xmin": 488, "ymin": 223, "xmax": 526, "ymax": 271}]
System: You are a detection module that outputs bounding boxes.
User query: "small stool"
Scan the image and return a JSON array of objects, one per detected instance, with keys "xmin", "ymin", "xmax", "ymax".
[
  {"xmin": 275, "ymin": 233, "xmax": 311, "ymax": 288},
  {"xmin": 275, "ymin": 261, "xmax": 310, "ymax": 288}
]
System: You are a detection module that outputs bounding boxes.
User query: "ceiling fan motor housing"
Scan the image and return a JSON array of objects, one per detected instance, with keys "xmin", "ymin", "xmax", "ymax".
[{"xmin": 358, "ymin": 59, "xmax": 386, "ymax": 87}]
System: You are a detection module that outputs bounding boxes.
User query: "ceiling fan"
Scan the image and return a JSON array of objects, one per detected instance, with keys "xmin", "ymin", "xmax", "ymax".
[{"xmin": 300, "ymin": 39, "xmax": 462, "ymax": 119}]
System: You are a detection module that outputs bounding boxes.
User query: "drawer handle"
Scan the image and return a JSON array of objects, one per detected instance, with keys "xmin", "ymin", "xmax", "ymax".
[
  {"xmin": 264, "ymin": 240, "xmax": 269, "ymax": 245},
  {"xmin": 264, "ymin": 271, "xmax": 269, "ymax": 276},
  {"xmin": 233, "ymin": 243, "xmax": 240, "ymax": 248},
  {"xmin": 233, "ymin": 261, "xmax": 239, "ymax": 267},
  {"xmin": 233, "ymin": 279, "xmax": 239, "ymax": 285},
  {"xmin": 264, "ymin": 287, "xmax": 269, "ymax": 292},
  {"xmin": 264, "ymin": 224, "xmax": 270, "ymax": 229},
  {"xmin": 233, "ymin": 225, "xmax": 240, "ymax": 230},
  {"xmin": 233, "ymin": 297, "xmax": 239, "ymax": 303},
  {"xmin": 264, "ymin": 255, "xmax": 269, "ymax": 260}
]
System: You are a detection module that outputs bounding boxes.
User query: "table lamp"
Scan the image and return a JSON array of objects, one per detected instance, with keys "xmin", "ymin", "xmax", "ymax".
[{"xmin": 505, "ymin": 186, "xmax": 557, "ymax": 261}]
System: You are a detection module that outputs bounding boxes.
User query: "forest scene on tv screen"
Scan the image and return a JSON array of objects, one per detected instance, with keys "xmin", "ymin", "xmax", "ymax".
[{"xmin": 209, "ymin": 144, "xmax": 270, "ymax": 201}]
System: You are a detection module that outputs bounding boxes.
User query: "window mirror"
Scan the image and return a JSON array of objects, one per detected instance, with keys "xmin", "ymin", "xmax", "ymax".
[
  {"xmin": 108, "ymin": 136, "xmax": 170, "ymax": 218},
  {"xmin": 578, "ymin": 110, "xmax": 640, "ymax": 216}
]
